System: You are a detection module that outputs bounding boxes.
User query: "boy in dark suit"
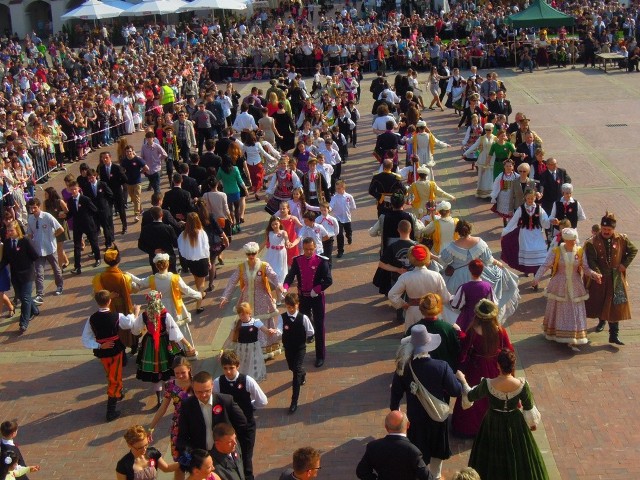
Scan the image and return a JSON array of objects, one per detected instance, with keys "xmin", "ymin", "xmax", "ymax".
[
  {"xmin": 64, "ymin": 180, "xmax": 101, "ymax": 274},
  {"xmin": 1, "ymin": 420, "xmax": 29, "ymax": 480},
  {"xmin": 85, "ymin": 169, "xmax": 115, "ymax": 248},
  {"xmin": 277, "ymin": 293, "xmax": 315, "ymax": 414},
  {"xmin": 98, "ymin": 151, "xmax": 128, "ymax": 235},
  {"xmin": 0, "ymin": 221, "xmax": 39, "ymax": 333}
]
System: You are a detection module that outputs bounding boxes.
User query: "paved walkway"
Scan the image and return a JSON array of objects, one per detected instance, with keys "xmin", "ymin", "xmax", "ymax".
[{"xmin": 1, "ymin": 66, "xmax": 639, "ymax": 480}]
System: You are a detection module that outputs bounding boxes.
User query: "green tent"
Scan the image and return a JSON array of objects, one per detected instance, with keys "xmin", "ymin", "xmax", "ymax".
[{"xmin": 505, "ymin": 0, "xmax": 575, "ymax": 28}]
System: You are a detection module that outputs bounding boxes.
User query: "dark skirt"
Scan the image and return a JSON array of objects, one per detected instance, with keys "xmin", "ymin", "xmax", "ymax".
[
  {"xmin": 185, "ymin": 258, "xmax": 209, "ymax": 278},
  {"xmin": 0, "ymin": 266, "xmax": 10, "ymax": 292}
]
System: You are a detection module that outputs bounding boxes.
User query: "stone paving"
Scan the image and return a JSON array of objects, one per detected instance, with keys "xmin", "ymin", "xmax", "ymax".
[{"xmin": 1, "ymin": 66, "xmax": 639, "ymax": 480}]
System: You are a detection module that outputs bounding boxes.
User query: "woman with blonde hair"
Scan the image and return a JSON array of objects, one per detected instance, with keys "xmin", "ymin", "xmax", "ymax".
[
  {"xmin": 116, "ymin": 425, "xmax": 180, "ymax": 479},
  {"xmin": 451, "ymin": 299, "xmax": 514, "ymax": 437},
  {"xmin": 177, "ymin": 213, "xmax": 210, "ymax": 314}
]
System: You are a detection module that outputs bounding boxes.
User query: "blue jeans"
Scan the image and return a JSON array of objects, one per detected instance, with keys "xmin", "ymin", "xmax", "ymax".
[
  {"xmin": 14, "ymin": 279, "xmax": 37, "ymax": 329},
  {"xmin": 147, "ymin": 172, "xmax": 161, "ymax": 195}
]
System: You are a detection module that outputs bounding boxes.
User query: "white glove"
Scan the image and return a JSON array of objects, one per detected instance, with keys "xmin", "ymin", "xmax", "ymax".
[{"xmin": 310, "ymin": 290, "xmax": 318, "ymax": 298}]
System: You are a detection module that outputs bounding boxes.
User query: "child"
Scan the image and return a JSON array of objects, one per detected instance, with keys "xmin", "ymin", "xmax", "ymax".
[
  {"xmin": 81, "ymin": 290, "xmax": 139, "ymax": 422},
  {"xmin": 0, "ymin": 421, "xmax": 34, "ymax": 480},
  {"xmin": 329, "ymin": 180, "xmax": 357, "ymax": 258},
  {"xmin": 277, "ymin": 293, "xmax": 315, "ymax": 414},
  {"xmin": 161, "ymin": 126, "xmax": 180, "ymax": 187},
  {"xmin": 315, "ymin": 153, "xmax": 333, "ymax": 192},
  {"xmin": 0, "ymin": 451, "xmax": 39, "ymax": 480},
  {"xmin": 223, "ymin": 302, "xmax": 277, "ymax": 382},
  {"xmin": 214, "ymin": 351, "xmax": 268, "ymax": 480},
  {"xmin": 331, "ymin": 124, "xmax": 349, "ymax": 164},
  {"xmin": 298, "ymin": 211, "xmax": 329, "ymax": 256},
  {"xmin": 315, "ymin": 202, "xmax": 338, "ymax": 264},
  {"xmin": 284, "ymin": 188, "xmax": 320, "ymax": 224},
  {"xmin": 549, "ymin": 218, "xmax": 572, "ymax": 248},
  {"xmin": 262, "ymin": 216, "xmax": 290, "ymax": 286},
  {"xmin": 275, "ymin": 202, "xmax": 302, "ymax": 266},
  {"xmin": 148, "ymin": 357, "xmax": 193, "ymax": 471}
]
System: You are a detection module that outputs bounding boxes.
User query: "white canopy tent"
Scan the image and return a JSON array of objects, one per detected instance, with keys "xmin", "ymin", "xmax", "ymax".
[
  {"xmin": 177, "ymin": 0, "xmax": 247, "ymax": 13},
  {"xmin": 61, "ymin": 0, "xmax": 125, "ymax": 20},
  {"xmin": 121, "ymin": 0, "xmax": 182, "ymax": 16}
]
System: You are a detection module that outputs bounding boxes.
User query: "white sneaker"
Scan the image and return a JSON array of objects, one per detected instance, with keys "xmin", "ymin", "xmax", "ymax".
[{"xmin": 33, "ymin": 295, "xmax": 44, "ymax": 305}]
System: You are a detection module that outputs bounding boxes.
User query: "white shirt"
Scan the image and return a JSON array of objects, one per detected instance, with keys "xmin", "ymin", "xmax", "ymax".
[
  {"xmin": 329, "ymin": 192, "xmax": 357, "ymax": 223},
  {"xmin": 81, "ymin": 309, "xmax": 136, "ymax": 349},
  {"xmin": 178, "ymin": 229, "xmax": 210, "ymax": 261},
  {"xmin": 372, "ymin": 115, "xmax": 397, "ymax": 133},
  {"xmin": 298, "ymin": 224, "xmax": 329, "ymax": 255},
  {"xmin": 213, "ymin": 371, "xmax": 269, "ymax": 409},
  {"xmin": 232, "ymin": 111, "xmax": 258, "ymax": 132},
  {"xmin": 315, "ymin": 214, "xmax": 338, "ymax": 237},
  {"xmin": 27, "ymin": 211, "xmax": 62, "ymax": 257},
  {"xmin": 200, "ymin": 394, "xmax": 214, "ymax": 450}
]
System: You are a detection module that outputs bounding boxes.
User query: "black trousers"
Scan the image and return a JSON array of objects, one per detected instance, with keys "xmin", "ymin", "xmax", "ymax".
[
  {"xmin": 239, "ymin": 417, "xmax": 256, "ymax": 480},
  {"xmin": 95, "ymin": 212, "xmax": 114, "ymax": 247},
  {"xmin": 73, "ymin": 224, "xmax": 100, "ymax": 269},
  {"xmin": 300, "ymin": 294, "xmax": 325, "ymax": 360},
  {"xmin": 322, "ymin": 238, "xmax": 334, "ymax": 266},
  {"xmin": 177, "ymin": 139, "xmax": 190, "ymax": 164},
  {"xmin": 113, "ymin": 192, "xmax": 127, "ymax": 232},
  {"xmin": 330, "ymin": 162, "xmax": 341, "ymax": 195},
  {"xmin": 336, "ymin": 221, "xmax": 352, "ymax": 253},
  {"xmin": 285, "ymin": 346, "xmax": 306, "ymax": 402}
]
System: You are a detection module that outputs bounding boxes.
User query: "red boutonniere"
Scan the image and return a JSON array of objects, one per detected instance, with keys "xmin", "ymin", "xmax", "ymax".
[
  {"xmin": 284, "ymin": 325, "xmax": 289, "ymax": 330},
  {"xmin": 612, "ymin": 244, "xmax": 617, "ymax": 249},
  {"xmin": 257, "ymin": 271, "xmax": 262, "ymax": 276},
  {"xmin": 249, "ymin": 327, "xmax": 254, "ymax": 332},
  {"xmin": 213, "ymin": 404, "xmax": 223, "ymax": 415},
  {"xmin": 149, "ymin": 459, "xmax": 156, "ymax": 468},
  {"xmin": 567, "ymin": 208, "xmax": 573, "ymax": 213},
  {"xmin": 237, "ymin": 384, "xmax": 243, "ymax": 390}
]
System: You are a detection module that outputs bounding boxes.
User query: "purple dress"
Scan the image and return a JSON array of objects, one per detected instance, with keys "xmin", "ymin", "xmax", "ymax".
[{"xmin": 450, "ymin": 280, "xmax": 494, "ymax": 332}]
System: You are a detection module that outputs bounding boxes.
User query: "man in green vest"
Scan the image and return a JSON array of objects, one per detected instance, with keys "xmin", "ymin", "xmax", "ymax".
[{"xmin": 160, "ymin": 77, "xmax": 176, "ymax": 114}]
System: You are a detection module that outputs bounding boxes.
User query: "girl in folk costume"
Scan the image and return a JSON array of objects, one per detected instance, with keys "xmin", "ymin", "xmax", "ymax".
[
  {"xmin": 222, "ymin": 303, "xmax": 278, "ymax": 382},
  {"xmin": 501, "ymin": 189, "xmax": 551, "ymax": 277},
  {"xmin": 340, "ymin": 71, "xmax": 359, "ymax": 102},
  {"xmin": 490, "ymin": 159, "xmax": 519, "ymax": 227},
  {"xmin": 407, "ymin": 165, "xmax": 456, "ymax": 217},
  {"xmin": 413, "ymin": 120, "xmax": 451, "ymax": 181},
  {"xmin": 92, "ymin": 246, "xmax": 140, "ymax": 356},
  {"xmin": 464, "ymin": 123, "xmax": 496, "ymax": 198},
  {"xmin": 261, "ymin": 216, "xmax": 290, "ymax": 286},
  {"xmin": 275, "ymin": 201, "xmax": 303, "ymax": 267},
  {"xmin": 220, "ymin": 242, "xmax": 283, "ymax": 359},
  {"xmin": 461, "ymin": 114, "xmax": 483, "ymax": 170},
  {"xmin": 532, "ymin": 228, "xmax": 602, "ymax": 352},
  {"xmin": 450, "ymin": 260, "xmax": 496, "ymax": 332},
  {"xmin": 128, "ymin": 253, "xmax": 202, "ymax": 360},
  {"xmin": 132, "ymin": 291, "xmax": 196, "ymax": 409},
  {"xmin": 264, "ymin": 158, "xmax": 302, "ymax": 215}
]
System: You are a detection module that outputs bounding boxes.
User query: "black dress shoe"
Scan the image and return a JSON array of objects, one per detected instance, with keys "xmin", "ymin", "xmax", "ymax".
[
  {"xmin": 315, "ymin": 358, "xmax": 324, "ymax": 368},
  {"xmin": 336, "ymin": 252, "xmax": 343, "ymax": 258},
  {"xmin": 71, "ymin": 268, "xmax": 82, "ymax": 275},
  {"xmin": 609, "ymin": 336, "xmax": 625, "ymax": 345},
  {"xmin": 301, "ymin": 373, "xmax": 306, "ymax": 386},
  {"xmin": 94, "ymin": 259, "xmax": 102, "ymax": 268},
  {"xmin": 288, "ymin": 402, "xmax": 298, "ymax": 414},
  {"xmin": 121, "ymin": 229, "xmax": 127, "ymax": 235},
  {"xmin": 596, "ymin": 320, "xmax": 606, "ymax": 332},
  {"xmin": 18, "ymin": 325, "xmax": 27, "ymax": 334}
]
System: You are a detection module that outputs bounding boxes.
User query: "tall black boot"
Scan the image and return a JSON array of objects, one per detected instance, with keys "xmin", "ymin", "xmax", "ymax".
[
  {"xmin": 106, "ymin": 397, "xmax": 121, "ymax": 422},
  {"xmin": 155, "ymin": 391, "xmax": 163, "ymax": 410},
  {"xmin": 609, "ymin": 322, "xmax": 625, "ymax": 345}
]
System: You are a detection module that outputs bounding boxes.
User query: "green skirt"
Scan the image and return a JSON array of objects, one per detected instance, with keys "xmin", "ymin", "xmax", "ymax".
[
  {"xmin": 469, "ymin": 409, "xmax": 549, "ymax": 480},
  {"xmin": 136, "ymin": 334, "xmax": 176, "ymax": 383}
]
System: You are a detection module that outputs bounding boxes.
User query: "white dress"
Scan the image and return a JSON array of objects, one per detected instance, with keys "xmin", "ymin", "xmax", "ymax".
[
  {"xmin": 263, "ymin": 231, "xmax": 288, "ymax": 285},
  {"xmin": 223, "ymin": 318, "xmax": 267, "ymax": 382},
  {"xmin": 464, "ymin": 134, "xmax": 496, "ymax": 198},
  {"xmin": 122, "ymin": 95, "xmax": 135, "ymax": 134},
  {"xmin": 491, "ymin": 172, "xmax": 518, "ymax": 218},
  {"xmin": 502, "ymin": 204, "xmax": 550, "ymax": 269},
  {"xmin": 129, "ymin": 272, "xmax": 202, "ymax": 357}
]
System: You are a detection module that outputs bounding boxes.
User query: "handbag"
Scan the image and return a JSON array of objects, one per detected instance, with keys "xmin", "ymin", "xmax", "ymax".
[{"xmin": 408, "ymin": 361, "xmax": 451, "ymax": 422}]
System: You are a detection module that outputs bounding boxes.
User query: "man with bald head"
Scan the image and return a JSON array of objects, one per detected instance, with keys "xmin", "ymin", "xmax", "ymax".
[{"xmin": 356, "ymin": 411, "xmax": 433, "ymax": 480}]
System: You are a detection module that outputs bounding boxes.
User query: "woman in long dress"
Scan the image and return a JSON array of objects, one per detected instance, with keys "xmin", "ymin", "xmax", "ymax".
[
  {"xmin": 461, "ymin": 114, "xmax": 483, "ymax": 170},
  {"xmin": 439, "ymin": 220, "xmax": 520, "ymax": 324},
  {"xmin": 532, "ymin": 228, "xmax": 602, "ymax": 352},
  {"xmin": 129, "ymin": 253, "xmax": 202, "ymax": 359},
  {"xmin": 261, "ymin": 216, "xmax": 289, "ymax": 287},
  {"xmin": 463, "ymin": 123, "xmax": 495, "ymax": 198},
  {"xmin": 258, "ymin": 107, "xmax": 280, "ymax": 147},
  {"xmin": 451, "ymin": 299, "xmax": 514, "ymax": 438},
  {"xmin": 273, "ymin": 102, "xmax": 296, "ymax": 152},
  {"xmin": 501, "ymin": 189, "xmax": 550, "ymax": 276},
  {"xmin": 457, "ymin": 349, "xmax": 549, "ymax": 480},
  {"xmin": 122, "ymin": 94, "xmax": 135, "ymax": 135},
  {"xmin": 220, "ymin": 242, "xmax": 283, "ymax": 359},
  {"xmin": 413, "ymin": 120, "xmax": 450, "ymax": 180}
]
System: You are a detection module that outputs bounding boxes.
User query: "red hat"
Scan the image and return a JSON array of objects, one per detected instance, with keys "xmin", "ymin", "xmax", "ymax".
[{"xmin": 411, "ymin": 245, "xmax": 429, "ymax": 262}]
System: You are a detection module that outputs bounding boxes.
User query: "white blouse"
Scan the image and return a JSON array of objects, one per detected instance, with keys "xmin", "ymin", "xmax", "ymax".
[{"xmin": 178, "ymin": 229, "xmax": 210, "ymax": 260}]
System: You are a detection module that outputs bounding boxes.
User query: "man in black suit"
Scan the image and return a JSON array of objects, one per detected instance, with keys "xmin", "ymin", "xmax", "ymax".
[
  {"xmin": 214, "ymin": 128, "xmax": 236, "ymax": 157},
  {"xmin": 487, "ymin": 90, "xmax": 512, "ymax": 121},
  {"xmin": 515, "ymin": 132, "xmax": 541, "ymax": 169},
  {"xmin": 141, "ymin": 193, "xmax": 183, "ymax": 235},
  {"xmin": 162, "ymin": 173, "xmax": 194, "ymax": 222},
  {"xmin": 200, "ymin": 138, "xmax": 222, "ymax": 172},
  {"xmin": 0, "ymin": 222, "xmax": 39, "ymax": 333},
  {"xmin": 179, "ymin": 163, "xmax": 201, "ymax": 200},
  {"xmin": 176, "ymin": 372, "xmax": 248, "ymax": 461},
  {"xmin": 138, "ymin": 206, "xmax": 178, "ymax": 273},
  {"xmin": 283, "ymin": 238, "xmax": 333, "ymax": 368},
  {"xmin": 188, "ymin": 153, "xmax": 209, "ymax": 188},
  {"xmin": 210, "ymin": 423, "xmax": 245, "ymax": 480},
  {"xmin": 65, "ymin": 181, "xmax": 101, "ymax": 275},
  {"xmin": 85, "ymin": 169, "xmax": 115, "ymax": 248},
  {"xmin": 356, "ymin": 411, "xmax": 432, "ymax": 480},
  {"xmin": 539, "ymin": 157, "xmax": 572, "ymax": 215},
  {"xmin": 437, "ymin": 59, "xmax": 450, "ymax": 102},
  {"xmin": 98, "ymin": 152, "xmax": 128, "ymax": 235},
  {"xmin": 279, "ymin": 447, "xmax": 322, "ymax": 480}
]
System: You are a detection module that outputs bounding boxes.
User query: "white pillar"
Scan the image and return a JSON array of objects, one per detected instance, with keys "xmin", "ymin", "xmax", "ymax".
[
  {"xmin": 51, "ymin": 0, "xmax": 68, "ymax": 35},
  {"xmin": 9, "ymin": 3, "xmax": 28, "ymax": 37}
]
